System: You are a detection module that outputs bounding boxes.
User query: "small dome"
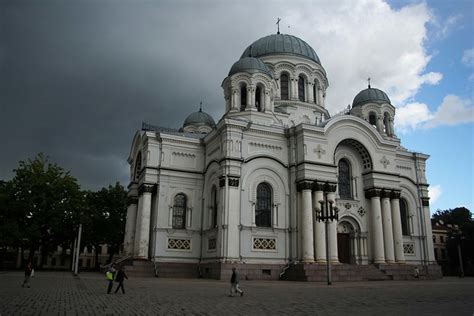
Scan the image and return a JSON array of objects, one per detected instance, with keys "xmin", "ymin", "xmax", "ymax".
[
  {"xmin": 183, "ymin": 109, "xmax": 216, "ymax": 129},
  {"xmin": 352, "ymin": 87, "xmax": 391, "ymax": 108},
  {"xmin": 241, "ymin": 33, "xmax": 321, "ymax": 64},
  {"xmin": 228, "ymin": 57, "xmax": 273, "ymax": 78}
]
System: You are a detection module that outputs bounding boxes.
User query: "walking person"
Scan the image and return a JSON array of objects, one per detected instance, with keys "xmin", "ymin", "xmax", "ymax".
[
  {"xmin": 229, "ymin": 267, "xmax": 244, "ymax": 297},
  {"xmin": 106, "ymin": 265, "xmax": 116, "ymax": 294},
  {"xmin": 21, "ymin": 261, "xmax": 34, "ymax": 288},
  {"xmin": 114, "ymin": 266, "xmax": 128, "ymax": 294},
  {"xmin": 414, "ymin": 266, "xmax": 420, "ymax": 280}
]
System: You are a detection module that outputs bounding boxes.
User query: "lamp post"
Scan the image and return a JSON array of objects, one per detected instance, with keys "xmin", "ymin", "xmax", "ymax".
[
  {"xmin": 451, "ymin": 228, "xmax": 464, "ymax": 278},
  {"xmin": 315, "ymin": 191, "xmax": 339, "ymax": 285}
]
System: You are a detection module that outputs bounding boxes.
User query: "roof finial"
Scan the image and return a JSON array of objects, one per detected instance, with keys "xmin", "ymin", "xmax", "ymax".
[
  {"xmin": 276, "ymin": 18, "xmax": 281, "ymax": 34},
  {"xmin": 199, "ymin": 101, "xmax": 202, "ymax": 112},
  {"xmin": 368, "ymin": 77, "xmax": 371, "ymax": 89}
]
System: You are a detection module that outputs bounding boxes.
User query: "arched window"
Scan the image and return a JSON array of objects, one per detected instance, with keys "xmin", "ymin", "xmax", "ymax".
[
  {"xmin": 368, "ymin": 112, "xmax": 377, "ymax": 127},
  {"xmin": 134, "ymin": 152, "xmax": 142, "ymax": 181},
  {"xmin": 280, "ymin": 74, "xmax": 289, "ymax": 100},
  {"xmin": 255, "ymin": 86, "xmax": 262, "ymax": 112},
  {"xmin": 313, "ymin": 81, "xmax": 318, "ymax": 104},
  {"xmin": 256, "ymin": 183, "xmax": 272, "ymax": 227},
  {"xmin": 400, "ymin": 199, "xmax": 410, "ymax": 236},
  {"xmin": 240, "ymin": 84, "xmax": 247, "ymax": 111},
  {"xmin": 298, "ymin": 75, "xmax": 305, "ymax": 102},
  {"xmin": 211, "ymin": 186, "xmax": 218, "ymax": 228},
  {"xmin": 173, "ymin": 193, "xmax": 187, "ymax": 229},
  {"xmin": 338, "ymin": 159, "xmax": 352, "ymax": 199}
]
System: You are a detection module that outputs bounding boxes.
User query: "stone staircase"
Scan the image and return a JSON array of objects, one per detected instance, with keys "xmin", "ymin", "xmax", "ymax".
[
  {"xmin": 378, "ymin": 263, "xmax": 442, "ymax": 280},
  {"xmin": 282, "ymin": 263, "xmax": 392, "ymax": 282}
]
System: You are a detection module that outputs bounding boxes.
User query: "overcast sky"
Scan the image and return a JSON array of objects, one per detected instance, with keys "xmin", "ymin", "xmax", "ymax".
[{"xmin": 1, "ymin": 0, "xmax": 473, "ymax": 211}]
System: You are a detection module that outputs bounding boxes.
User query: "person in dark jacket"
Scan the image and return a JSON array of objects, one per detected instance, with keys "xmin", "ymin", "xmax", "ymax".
[
  {"xmin": 114, "ymin": 266, "xmax": 128, "ymax": 294},
  {"xmin": 22, "ymin": 261, "xmax": 33, "ymax": 288},
  {"xmin": 229, "ymin": 267, "xmax": 244, "ymax": 297}
]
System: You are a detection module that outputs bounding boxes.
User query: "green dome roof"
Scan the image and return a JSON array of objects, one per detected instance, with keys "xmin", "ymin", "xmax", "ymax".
[
  {"xmin": 352, "ymin": 87, "xmax": 391, "ymax": 108},
  {"xmin": 228, "ymin": 57, "xmax": 273, "ymax": 78},
  {"xmin": 183, "ymin": 109, "xmax": 216, "ymax": 128},
  {"xmin": 241, "ymin": 34, "xmax": 321, "ymax": 64}
]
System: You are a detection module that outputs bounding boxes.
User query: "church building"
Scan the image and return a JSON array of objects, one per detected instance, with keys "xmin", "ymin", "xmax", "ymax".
[{"xmin": 123, "ymin": 31, "xmax": 441, "ymax": 280}]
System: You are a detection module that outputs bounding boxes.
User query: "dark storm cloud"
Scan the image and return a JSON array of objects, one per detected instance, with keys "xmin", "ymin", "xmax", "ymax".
[{"xmin": 0, "ymin": 0, "xmax": 276, "ymax": 189}]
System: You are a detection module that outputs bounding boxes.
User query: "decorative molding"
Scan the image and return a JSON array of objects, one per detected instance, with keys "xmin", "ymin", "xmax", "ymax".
[
  {"xmin": 380, "ymin": 156, "xmax": 390, "ymax": 169},
  {"xmin": 172, "ymin": 151, "xmax": 196, "ymax": 158},
  {"xmin": 396, "ymin": 165, "xmax": 412, "ymax": 171},
  {"xmin": 296, "ymin": 180, "xmax": 313, "ymax": 192},
  {"xmin": 138, "ymin": 183, "xmax": 156, "ymax": 195},
  {"xmin": 252, "ymin": 237, "xmax": 276, "ymax": 251},
  {"xmin": 380, "ymin": 189, "xmax": 391, "ymax": 199},
  {"xmin": 249, "ymin": 141, "xmax": 282, "ymax": 151},
  {"xmin": 207, "ymin": 238, "xmax": 216, "ymax": 251},
  {"xmin": 167, "ymin": 238, "xmax": 191, "ymax": 251},
  {"xmin": 390, "ymin": 190, "xmax": 401, "ymax": 200},
  {"xmin": 403, "ymin": 243, "xmax": 415, "ymax": 255},
  {"xmin": 314, "ymin": 144, "xmax": 326, "ymax": 159},
  {"xmin": 228, "ymin": 177, "xmax": 240, "ymax": 187},
  {"xmin": 219, "ymin": 176, "xmax": 226, "ymax": 187},
  {"xmin": 127, "ymin": 196, "xmax": 139, "ymax": 206},
  {"xmin": 365, "ymin": 188, "xmax": 381, "ymax": 199},
  {"xmin": 358, "ymin": 207, "xmax": 366, "ymax": 217}
]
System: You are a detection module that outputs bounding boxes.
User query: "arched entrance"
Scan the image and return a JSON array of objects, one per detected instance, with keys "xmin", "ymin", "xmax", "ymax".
[{"xmin": 337, "ymin": 217, "xmax": 361, "ymax": 264}]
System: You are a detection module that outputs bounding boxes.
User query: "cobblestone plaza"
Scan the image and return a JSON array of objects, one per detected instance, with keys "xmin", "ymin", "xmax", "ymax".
[{"xmin": 1, "ymin": 272, "xmax": 473, "ymax": 315}]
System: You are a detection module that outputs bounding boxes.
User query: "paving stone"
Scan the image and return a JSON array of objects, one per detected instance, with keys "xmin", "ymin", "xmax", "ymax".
[{"xmin": 0, "ymin": 271, "xmax": 473, "ymax": 315}]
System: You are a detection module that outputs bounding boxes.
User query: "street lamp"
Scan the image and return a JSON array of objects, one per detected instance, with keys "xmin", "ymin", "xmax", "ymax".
[
  {"xmin": 315, "ymin": 190, "xmax": 339, "ymax": 285},
  {"xmin": 451, "ymin": 228, "xmax": 464, "ymax": 278}
]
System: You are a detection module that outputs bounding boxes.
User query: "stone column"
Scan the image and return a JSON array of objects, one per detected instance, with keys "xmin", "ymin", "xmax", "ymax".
[
  {"xmin": 124, "ymin": 197, "xmax": 138, "ymax": 255},
  {"xmin": 318, "ymin": 88, "xmax": 324, "ymax": 106},
  {"xmin": 390, "ymin": 191, "xmax": 405, "ymax": 263},
  {"xmin": 381, "ymin": 190, "xmax": 395, "ymax": 263},
  {"xmin": 298, "ymin": 181, "xmax": 314, "ymax": 263},
  {"xmin": 376, "ymin": 115, "xmax": 383, "ymax": 133},
  {"xmin": 327, "ymin": 191, "xmax": 339, "ymax": 263},
  {"xmin": 135, "ymin": 184, "xmax": 154, "ymax": 259},
  {"xmin": 422, "ymin": 197, "xmax": 436, "ymax": 263},
  {"xmin": 307, "ymin": 82, "xmax": 314, "ymax": 103},
  {"xmin": 264, "ymin": 91, "xmax": 271, "ymax": 112},
  {"xmin": 313, "ymin": 188, "xmax": 326, "ymax": 263},
  {"xmin": 291, "ymin": 78, "xmax": 298, "ymax": 100},
  {"xmin": 246, "ymin": 87, "xmax": 252, "ymax": 110},
  {"xmin": 231, "ymin": 88, "xmax": 239, "ymax": 111},
  {"xmin": 366, "ymin": 188, "xmax": 385, "ymax": 263}
]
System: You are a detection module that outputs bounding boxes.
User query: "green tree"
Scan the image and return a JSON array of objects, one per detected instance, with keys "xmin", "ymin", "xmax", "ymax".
[
  {"xmin": 9, "ymin": 154, "xmax": 83, "ymax": 267},
  {"xmin": 82, "ymin": 182, "xmax": 127, "ymax": 268},
  {"xmin": 433, "ymin": 207, "xmax": 474, "ymax": 276}
]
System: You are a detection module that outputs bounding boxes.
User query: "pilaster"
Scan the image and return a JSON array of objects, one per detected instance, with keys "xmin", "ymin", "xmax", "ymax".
[{"xmin": 390, "ymin": 190, "xmax": 405, "ymax": 263}]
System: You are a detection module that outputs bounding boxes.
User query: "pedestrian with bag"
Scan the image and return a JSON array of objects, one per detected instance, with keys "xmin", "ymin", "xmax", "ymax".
[
  {"xmin": 106, "ymin": 265, "xmax": 116, "ymax": 294},
  {"xmin": 114, "ymin": 266, "xmax": 128, "ymax": 294}
]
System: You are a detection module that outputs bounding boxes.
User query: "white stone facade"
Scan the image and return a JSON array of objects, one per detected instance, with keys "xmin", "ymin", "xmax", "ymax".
[{"xmin": 124, "ymin": 33, "xmax": 437, "ymax": 276}]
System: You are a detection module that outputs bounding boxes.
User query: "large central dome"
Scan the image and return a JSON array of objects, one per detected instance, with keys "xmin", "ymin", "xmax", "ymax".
[{"xmin": 241, "ymin": 34, "xmax": 320, "ymax": 64}]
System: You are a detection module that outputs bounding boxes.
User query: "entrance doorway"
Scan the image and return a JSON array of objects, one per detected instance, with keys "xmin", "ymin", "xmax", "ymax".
[{"xmin": 337, "ymin": 233, "xmax": 350, "ymax": 263}]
